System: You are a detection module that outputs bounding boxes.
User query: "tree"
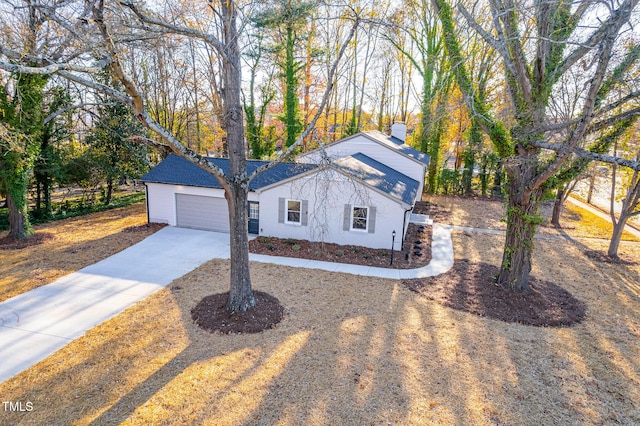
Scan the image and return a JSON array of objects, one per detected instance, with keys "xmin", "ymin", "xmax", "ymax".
[
  {"xmin": 85, "ymin": 77, "xmax": 150, "ymax": 205},
  {"xmin": 387, "ymin": 0, "xmax": 454, "ymax": 194},
  {"xmin": 608, "ymin": 132, "xmax": 640, "ymax": 258},
  {"xmin": 253, "ymin": 0, "xmax": 316, "ymax": 148},
  {"xmin": 33, "ymin": 86, "xmax": 72, "ymax": 218},
  {"xmin": 433, "ymin": 0, "xmax": 640, "ymax": 290},
  {"xmin": 243, "ymin": 32, "xmax": 277, "ymax": 159},
  {"xmin": 0, "ymin": 73, "xmax": 48, "ymax": 238}
]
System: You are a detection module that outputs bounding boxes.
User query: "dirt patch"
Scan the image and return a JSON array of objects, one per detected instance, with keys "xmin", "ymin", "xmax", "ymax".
[
  {"xmin": 0, "ymin": 232, "xmax": 55, "ymax": 250},
  {"xmin": 404, "ymin": 259, "xmax": 587, "ymax": 327},
  {"xmin": 249, "ymin": 222, "xmax": 432, "ymax": 269},
  {"xmin": 190, "ymin": 291, "xmax": 285, "ymax": 334}
]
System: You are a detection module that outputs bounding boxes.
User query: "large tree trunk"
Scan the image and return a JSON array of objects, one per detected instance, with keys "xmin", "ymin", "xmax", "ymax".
[
  {"xmin": 222, "ymin": 0, "xmax": 255, "ymax": 312},
  {"xmin": 497, "ymin": 156, "xmax": 544, "ymax": 291},
  {"xmin": 225, "ymin": 184, "xmax": 255, "ymax": 311},
  {"xmin": 7, "ymin": 192, "xmax": 32, "ymax": 239}
]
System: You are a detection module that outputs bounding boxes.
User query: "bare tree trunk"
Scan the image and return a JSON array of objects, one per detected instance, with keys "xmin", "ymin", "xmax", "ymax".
[
  {"xmin": 551, "ymin": 187, "xmax": 564, "ymax": 227},
  {"xmin": 105, "ymin": 177, "xmax": 113, "ymax": 206},
  {"xmin": 221, "ymin": 1, "xmax": 255, "ymax": 312},
  {"xmin": 587, "ymin": 165, "xmax": 596, "ymax": 204},
  {"xmin": 225, "ymin": 183, "xmax": 255, "ymax": 311},
  {"xmin": 607, "ymin": 215, "xmax": 627, "ymax": 258},
  {"xmin": 608, "ymin": 160, "xmax": 640, "ymax": 258}
]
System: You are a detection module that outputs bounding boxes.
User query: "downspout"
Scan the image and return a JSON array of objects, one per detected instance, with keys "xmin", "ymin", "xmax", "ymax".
[
  {"xmin": 144, "ymin": 183, "xmax": 150, "ymax": 224},
  {"xmin": 401, "ymin": 205, "xmax": 413, "ymax": 250}
]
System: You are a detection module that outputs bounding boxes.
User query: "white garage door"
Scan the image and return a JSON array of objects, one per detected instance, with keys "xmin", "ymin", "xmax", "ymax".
[{"xmin": 176, "ymin": 194, "xmax": 230, "ymax": 233}]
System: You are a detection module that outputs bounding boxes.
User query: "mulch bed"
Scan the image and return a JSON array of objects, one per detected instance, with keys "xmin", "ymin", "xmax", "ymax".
[
  {"xmin": 190, "ymin": 291, "xmax": 284, "ymax": 334},
  {"xmin": 584, "ymin": 250, "xmax": 637, "ymax": 265},
  {"xmin": 403, "ymin": 259, "xmax": 587, "ymax": 327},
  {"xmin": 0, "ymin": 232, "xmax": 55, "ymax": 250},
  {"xmin": 412, "ymin": 200, "xmax": 453, "ymax": 223},
  {"xmin": 249, "ymin": 223, "xmax": 432, "ymax": 269}
]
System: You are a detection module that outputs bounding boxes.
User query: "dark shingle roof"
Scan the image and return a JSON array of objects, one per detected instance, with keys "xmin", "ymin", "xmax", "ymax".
[
  {"xmin": 141, "ymin": 154, "xmax": 318, "ymax": 190},
  {"xmin": 363, "ymin": 131, "xmax": 430, "ymax": 166},
  {"xmin": 334, "ymin": 153, "xmax": 419, "ymax": 206}
]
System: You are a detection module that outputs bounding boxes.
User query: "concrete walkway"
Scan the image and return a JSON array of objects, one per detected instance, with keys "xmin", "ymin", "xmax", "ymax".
[
  {"xmin": 0, "ymin": 224, "xmax": 453, "ymax": 384},
  {"xmin": 250, "ymin": 223, "xmax": 453, "ymax": 279}
]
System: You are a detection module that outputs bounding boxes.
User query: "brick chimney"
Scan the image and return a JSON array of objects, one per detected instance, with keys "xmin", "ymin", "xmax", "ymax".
[{"xmin": 391, "ymin": 122, "xmax": 407, "ymax": 143}]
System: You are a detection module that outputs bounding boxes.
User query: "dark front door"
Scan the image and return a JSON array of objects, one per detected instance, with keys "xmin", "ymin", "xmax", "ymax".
[{"xmin": 248, "ymin": 201, "xmax": 259, "ymax": 234}]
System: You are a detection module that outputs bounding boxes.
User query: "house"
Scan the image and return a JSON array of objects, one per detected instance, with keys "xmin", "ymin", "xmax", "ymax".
[{"xmin": 140, "ymin": 125, "xmax": 429, "ymax": 250}]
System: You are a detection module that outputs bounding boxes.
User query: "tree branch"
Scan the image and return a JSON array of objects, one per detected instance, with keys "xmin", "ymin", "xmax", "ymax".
[
  {"xmin": 117, "ymin": 0, "xmax": 227, "ymax": 59},
  {"xmin": 533, "ymin": 140, "xmax": 640, "ymax": 171},
  {"xmin": 457, "ymin": 4, "xmax": 516, "ymax": 78},
  {"xmin": 0, "ymin": 58, "xmax": 110, "ymax": 75},
  {"xmin": 43, "ymin": 102, "xmax": 102, "ymax": 124},
  {"xmin": 552, "ymin": 0, "xmax": 638, "ymax": 81}
]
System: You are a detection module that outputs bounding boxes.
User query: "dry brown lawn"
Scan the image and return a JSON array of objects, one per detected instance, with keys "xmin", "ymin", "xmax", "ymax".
[
  {"xmin": 1, "ymin": 196, "xmax": 639, "ymax": 425},
  {"xmin": 0, "ymin": 203, "xmax": 153, "ymax": 303}
]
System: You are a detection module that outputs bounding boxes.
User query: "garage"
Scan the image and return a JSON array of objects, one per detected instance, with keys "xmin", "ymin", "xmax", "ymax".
[{"xmin": 176, "ymin": 193, "xmax": 230, "ymax": 233}]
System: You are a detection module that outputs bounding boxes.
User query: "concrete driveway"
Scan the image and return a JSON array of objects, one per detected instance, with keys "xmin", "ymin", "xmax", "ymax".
[{"xmin": 0, "ymin": 227, "xmax": 231, "ymax": 384}]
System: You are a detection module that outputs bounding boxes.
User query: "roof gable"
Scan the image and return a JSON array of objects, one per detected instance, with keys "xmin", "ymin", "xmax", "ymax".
[
  {"xmin": 141, "ymin": 154, "xmax": 318, "ymax": 190},
  {"xmin": 333, "ymin": 153, "xmax": 419, "ymax": 206},
  {"xmin": 299, "ymin": 130, "xmax": 430, "ymax": 167},
  {"xmin": 361, "ymin": 131, "xmax": 430, "ymax": 166}
]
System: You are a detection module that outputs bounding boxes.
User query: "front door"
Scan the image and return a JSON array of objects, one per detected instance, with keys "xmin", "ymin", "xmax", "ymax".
[{"xmin": 248, "ymin": 201, "xmax": 259, "ymax": 234}]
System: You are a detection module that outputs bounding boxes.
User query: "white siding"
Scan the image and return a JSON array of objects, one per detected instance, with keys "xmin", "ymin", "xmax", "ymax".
[
  {"xmin": 298, "ymin": 134, "xmax": 425, "ymax": 200},
  {"xmin": 259, "ymin": 169, "xmax": 406, "ymax": 250}
]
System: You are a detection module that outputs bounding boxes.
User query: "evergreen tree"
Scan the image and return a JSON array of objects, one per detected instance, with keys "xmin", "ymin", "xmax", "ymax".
[
  {"xmin": 85, "ymin": 78, "xmax": 150, "ymax": 205},
  {"xmin": 253, "ymin": 0, "xmax": 316, "ymax": 148},
  {"xmin": 0, "ymin": 74, "xmax": 48, "ymax": 238}
]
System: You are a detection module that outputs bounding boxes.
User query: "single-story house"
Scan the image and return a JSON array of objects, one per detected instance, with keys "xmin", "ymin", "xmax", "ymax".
[{"xmin": 140, "ymin": 126, "xmax": 429, "ymax": 250}]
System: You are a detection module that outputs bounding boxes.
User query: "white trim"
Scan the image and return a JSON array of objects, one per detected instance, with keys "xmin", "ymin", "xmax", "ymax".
[
  {"xmin": 285, "ymin": 198, "xmax": 302, "ymax": 225},
  {"xmin": 350, "ymin": 206, "xmax": 369, "ymax": 232}
]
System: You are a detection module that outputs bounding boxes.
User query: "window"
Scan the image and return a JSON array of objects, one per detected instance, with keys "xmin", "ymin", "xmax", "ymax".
[
  {"xmin": 249, "ymin": 202, "xmax": 259, "ymax": 220},
  {"xmin": 286, "ymin": 199, "xmax": 301, "ymax": 224},
  {"xmin": 351, "ymin": 206, "xmax": 368, "ymax": 231}
]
